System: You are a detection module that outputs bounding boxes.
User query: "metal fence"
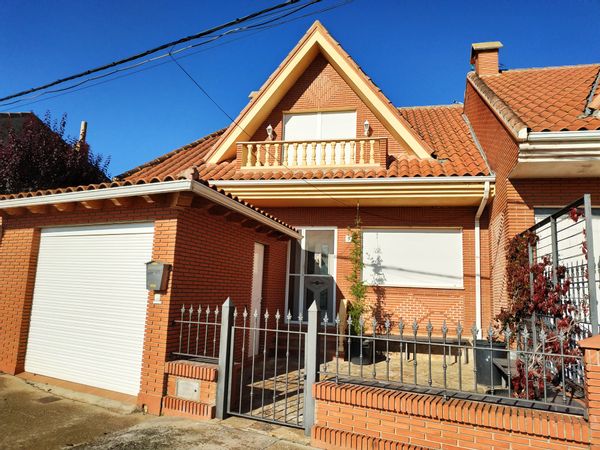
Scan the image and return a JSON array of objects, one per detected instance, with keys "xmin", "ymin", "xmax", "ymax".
[
  {"xmin": 527, "ymin": 194, "xmax": 599, "ymax": 336},
  {"xmin": 317, "ymin": 314, "xmax": 586, "ymax": 416},
  {"xmin": 173, "ymin": 304, "xmax": 221, "ymax": 361},
  {"xmin": 225, "ymin": 306, "xmax": 308, "ymax": 429}
]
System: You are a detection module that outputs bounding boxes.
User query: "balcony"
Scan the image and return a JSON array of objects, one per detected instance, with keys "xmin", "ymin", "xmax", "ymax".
[{"xmin": 237, "ymin": 138, "xmax": 387, "ymax": 170}]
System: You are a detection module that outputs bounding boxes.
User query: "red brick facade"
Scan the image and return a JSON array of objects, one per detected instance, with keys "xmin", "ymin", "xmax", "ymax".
[
  {"xmin": 267, "ymin": 206, "xmax": 490, "ymax": 332},
  {"xmin": 464, "ymin": 82, "xmax": 600, "ymax": 319},
  {"xmin": 251, "ymin": 54, "xmax": 407, "ymax": 158},
  {"xmin": 0, "ymin": 196, "xmax": 289, "ymax": 414}
]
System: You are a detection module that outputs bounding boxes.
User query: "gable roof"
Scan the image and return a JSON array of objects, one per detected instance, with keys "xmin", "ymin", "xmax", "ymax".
[
  {"xmin": 120, "ymin": 104, "xmax": 490, "ymax": 183},
  {"xmin": 206, "ymin": 21, "xmax": 433, "ymax": 163},
  {"xmin": 468, "ymin": 64, "xmax": 600, "ymax": 137}
]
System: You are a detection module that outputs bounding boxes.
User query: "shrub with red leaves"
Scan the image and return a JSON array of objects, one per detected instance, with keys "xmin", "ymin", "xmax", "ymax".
[
  {"xmin": 496, "ymin": 212, "xmax": 585, "ymax": 400},
  {"xmin": 0, "ymin": 113, "xmax": 109, "ymax": 195}
]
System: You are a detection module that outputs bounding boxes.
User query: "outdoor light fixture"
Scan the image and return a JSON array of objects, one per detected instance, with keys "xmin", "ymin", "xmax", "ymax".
[
  {"xmin": 363, "ymin": 120, "xmax": 370, "ymax": 137},
  {"xmin": 266, "ymin": 124, "xmax": 274, "ymax": 140}
]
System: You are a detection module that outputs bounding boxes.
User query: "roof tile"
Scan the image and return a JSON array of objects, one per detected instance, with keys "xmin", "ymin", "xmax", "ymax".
[{"xmin": 476, "ymin": 64, "xmax": 600, "ymax": 132}]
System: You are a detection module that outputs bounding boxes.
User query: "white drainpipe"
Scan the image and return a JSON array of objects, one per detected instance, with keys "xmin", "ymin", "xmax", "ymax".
[{"xmin": 475, "ymin": 181, "xmax": 490, "ymax": 338}]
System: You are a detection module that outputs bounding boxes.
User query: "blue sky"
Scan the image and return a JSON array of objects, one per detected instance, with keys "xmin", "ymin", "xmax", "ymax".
[{"xmin": 1, "ymin": 0, "xmax": 598, "ymax": 176}]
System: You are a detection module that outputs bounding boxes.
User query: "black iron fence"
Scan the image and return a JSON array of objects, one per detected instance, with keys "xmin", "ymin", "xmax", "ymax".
[
  {"xmin": 173, "ymin": 304, "xmax": 221, "ymax": 361},
  {"xmin": 317, "ymin": 314, "xmax": 586, "ymax": 416}
]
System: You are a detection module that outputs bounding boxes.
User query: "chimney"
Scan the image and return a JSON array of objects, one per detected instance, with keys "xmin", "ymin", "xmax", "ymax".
[{"xmin": 470, "ymin": 41, "xmax": 503, "ymax": 76}]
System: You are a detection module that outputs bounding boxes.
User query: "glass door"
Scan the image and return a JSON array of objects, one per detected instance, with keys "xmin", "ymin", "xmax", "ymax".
[{"xmin": 287, "ymin": 228, "xmax": 336, "ymax": 322}]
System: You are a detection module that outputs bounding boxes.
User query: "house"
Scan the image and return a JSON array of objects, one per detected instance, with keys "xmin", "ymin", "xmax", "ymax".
[{"xmin": 0, "ymin": 20, "xmax": 599, "ymax": 430}]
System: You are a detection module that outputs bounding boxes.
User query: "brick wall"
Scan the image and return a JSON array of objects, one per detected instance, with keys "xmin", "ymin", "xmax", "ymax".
[
  {"xmin": 0, "ymin": 197, "xmax": 290, "ymax": 415},
  {"xmin": 250, "ymin": 53, "xmax": 407, "ymax": 158},
  {"xmin": 312, "ymin": 381, "xmax": 590, "ymax": 449},
  {"xmin": 267, "ymin": 206, "xmax": 489, "ymax": 333},
  {"xmin": 162, "ymin": 360, "xmax": 218, "ymax": 420},
  {"xmin": 464, "ymin": 82, "xmax": 600, "ymax": 320}
]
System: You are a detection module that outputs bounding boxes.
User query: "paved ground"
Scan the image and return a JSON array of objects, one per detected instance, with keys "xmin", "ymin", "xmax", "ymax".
[{"xmin": 0, "ymin": 374, "xmax": 313, "ymax": 450}]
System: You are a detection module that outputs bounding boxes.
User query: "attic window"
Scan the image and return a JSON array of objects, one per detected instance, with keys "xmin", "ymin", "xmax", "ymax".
[{"xmin": 283, "ymin": 111, "xmax": 356, "ymax": 141}]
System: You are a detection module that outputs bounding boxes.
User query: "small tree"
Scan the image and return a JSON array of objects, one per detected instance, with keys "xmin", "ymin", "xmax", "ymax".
[
  {"xmin": 0, "ymin": 113, "xmax": 109, "ymax": 195},
  {"xmin": 346, "ymin": 212, "xmax": 368, "ymax": 335},
  {"xmin": 496, "ymin": 209, "xmax": 585, "ymax": 400}
]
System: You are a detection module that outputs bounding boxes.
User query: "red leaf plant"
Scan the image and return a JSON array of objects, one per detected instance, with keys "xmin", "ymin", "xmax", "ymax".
[{"xmin": 496, "ymin": 209, "xmax": 586, "ymax": 400}]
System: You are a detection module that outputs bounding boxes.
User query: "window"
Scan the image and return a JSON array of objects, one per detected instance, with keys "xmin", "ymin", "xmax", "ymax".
[
  {"xmin": 283, "ymin": 111, "xmax": 356, "ymax": 141},
  {"xmin": 361, "ymin": 229, "xmax": 463, "ymax": 288}
]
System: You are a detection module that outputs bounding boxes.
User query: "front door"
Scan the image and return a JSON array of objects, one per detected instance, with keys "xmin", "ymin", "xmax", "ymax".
[
  {"xmin": 287, "ymin": 228, "xmax": 336, "ymax": 322},
  {"xmin": 250, "ymin": 242, "xmax": 265, "ymax": 355}
]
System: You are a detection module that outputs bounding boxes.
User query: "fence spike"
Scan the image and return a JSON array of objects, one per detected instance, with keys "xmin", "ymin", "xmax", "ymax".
[
  {"xmin": 359, "ymin": 316, "xmax": 366, "ymax": 328},
  {"xmin": 371, "ymin": 317, "xmax": 378, "ymax": 332},
  {"xmin": 471, "ymin": 324, "xmax": 478, "ymax": 340},
  {"xmin": 456, "ymin": 321, "xmax": 463, "ymax": 338},
  {"xmin": 214, "ymin": 306, "xmax": 219, "ymax": 318},
  {"xmin": 298, "ymin": 312, "xmax": 303, "ymax": 322},
  {"xmin": 427, "ymin": 320, "xmax": 433, "ymax": 336},
  {"xmin": 253, "ymin": 308, "xmax": 259, "ymax": 319},
  {"xmin": 264, "ymin": 309, "xmax": 269, "ymax": 321},
  {"xmin": 243, "ymin": 307, "xmax": 248, "ymax": 319},
  {"xmin": 233, "ymin": 307, "xmax": 238, "ymax": 319},
  {"xmin": 385, "ymin": 318, "xmax": 390, "ymax": 332},
  {"xmin": 487, "ymin": 323, "xmax": 494, "ymax": 341},
  {"xmin": 335, "ymin": 313, "xmax": 340, "ymax": 325},
  {"xmin": 181, "ymin": 304, "xmax": 186, "ymax": 314},
  {"xmin": 442, "ymin": 320, "xmax": 448, "ymax": 336},
  {"xmin": 398, "ymin": 319, "xmax": 405, "ymax": 336},
  {"xmin": 323, "ymin": 312, "xmax": 329, "ymax": 324},
  {"xmin": 347, "ymin": 316, "xmax": 353, "ymax": 327},
  {"xmin": 275, "ymin": 309, "xmax": 281, "ymax": 321},
  {"xmin": 412, "ymin": 319, "xmax": 419, "ymax": 335}
]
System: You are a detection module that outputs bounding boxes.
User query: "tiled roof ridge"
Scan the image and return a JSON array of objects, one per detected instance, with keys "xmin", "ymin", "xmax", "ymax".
[
  {"xmin": 484, "ymin": 62, "xmax": 600, "ymax": 75},
  {"xmin": 116, "ymin": 128, "xmax": 226, "ymax": 180},
  {"xmin": 466, "ymin": 71, "xmax": 529, "ymax": 140},
  {"xmin": 397, "ymin": 104, "xmax": 463, "ymax": 110},
  {"xmin": 0, "ymin": 175, "xmax": 298, "ymax": 233}
]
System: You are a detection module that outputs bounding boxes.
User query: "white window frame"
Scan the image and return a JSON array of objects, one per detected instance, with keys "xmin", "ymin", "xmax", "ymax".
[
  {"xmin": 284, "ymin": 226, "xmax": 338, "ymax": 323},
  {"xmin": 282, "ymin": 110, "xmax": 357, "ymax": 141},
  {"xmin": 361, "ymin": 227, "xmax": 464, "ymax": 290}
]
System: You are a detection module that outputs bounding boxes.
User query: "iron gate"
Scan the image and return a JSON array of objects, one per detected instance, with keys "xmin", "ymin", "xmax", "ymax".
[{"xmin": 216, "ymin": 299, "xmax": 314, "ymax": 429}]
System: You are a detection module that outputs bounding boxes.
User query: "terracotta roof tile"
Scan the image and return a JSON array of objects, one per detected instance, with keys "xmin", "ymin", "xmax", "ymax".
[
  {"xmin": 472, "ymin": 64, "xmax": 600, "ymax": 133},
  {"xmin": 0, "ymin": 175, "xmax": 297, "ymax": 233},
  {"xmin": 119, "ymin": 104, "xmax": 489, "ymax": 184}
]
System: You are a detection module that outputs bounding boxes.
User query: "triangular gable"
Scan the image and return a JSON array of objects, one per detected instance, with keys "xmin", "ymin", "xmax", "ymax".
[{"xmin": 206, "ymin": 21, "xmax": 433, "ymax": 164}]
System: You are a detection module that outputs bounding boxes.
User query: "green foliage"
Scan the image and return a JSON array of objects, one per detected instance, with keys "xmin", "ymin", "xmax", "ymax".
[{"xmin": 346, "ymin": 213, "xmax": 368, "ymax": 335}]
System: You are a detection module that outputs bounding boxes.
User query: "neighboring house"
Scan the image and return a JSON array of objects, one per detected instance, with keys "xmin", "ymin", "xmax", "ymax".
[{"xmin": 0, "ymin": 21, "xmax": 598, "ymax": 421}]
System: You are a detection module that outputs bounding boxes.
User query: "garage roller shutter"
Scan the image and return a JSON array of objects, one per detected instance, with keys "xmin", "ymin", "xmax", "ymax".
[{"xmin": 25, "ymin": 223, "xmax": 154, "ymax": 396}]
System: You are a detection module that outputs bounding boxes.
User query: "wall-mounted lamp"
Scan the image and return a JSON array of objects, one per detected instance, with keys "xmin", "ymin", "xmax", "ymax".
[
  {"xmin": 266, "ymin": 124, "xmax": 274, "ymax": 140},
  {"xmin": 363, "ymin": 120, "xmax": 370, "ymax": 137}
]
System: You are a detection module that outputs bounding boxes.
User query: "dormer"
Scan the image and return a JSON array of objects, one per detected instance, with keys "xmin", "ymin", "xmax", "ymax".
[{"xmin": 205, "ymin": 21, "xmax": 434, "ymax": 171}]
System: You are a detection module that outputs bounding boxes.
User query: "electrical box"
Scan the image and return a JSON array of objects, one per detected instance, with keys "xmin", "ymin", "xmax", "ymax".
[{"xmin": 146, "ymin": 261, "xmax": 170, "ymax": 291}]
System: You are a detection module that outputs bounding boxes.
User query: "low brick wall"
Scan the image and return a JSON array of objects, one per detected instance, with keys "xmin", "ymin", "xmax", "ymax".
[
  {"xmin": 311, "ymin": 381, "xmax": 590, "ymax": 449},
  {"xmin": 161, "ymin": 360, "xmax": 218, "ymax": 420}
]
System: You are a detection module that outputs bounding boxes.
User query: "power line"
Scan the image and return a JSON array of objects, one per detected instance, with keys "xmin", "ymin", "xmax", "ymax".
[
  {"xmin": 0, "ymin": 0, "xmax": 350, "ymax": 111},
  {"xmin": 0, "ymin": 0, "xmax": 313, "ymax": 104}
]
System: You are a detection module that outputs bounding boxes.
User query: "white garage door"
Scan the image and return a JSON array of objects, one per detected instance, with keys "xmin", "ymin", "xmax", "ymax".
[{"xmin": 25, "ymin": 222, "xmax": 154, "ymax": 395}]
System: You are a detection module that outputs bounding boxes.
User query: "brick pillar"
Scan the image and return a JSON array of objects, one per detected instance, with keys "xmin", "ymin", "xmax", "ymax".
[
  {"xmin": 0, "ymin": 226, "xmax": 40, "ymax": 374},
  {"xmin": 579, "ymin": 334, "xmax": 600, "ymax": 449},
  {"xmin": 137, "ymin": 218, "xmax": 178, "ymax": 415}
]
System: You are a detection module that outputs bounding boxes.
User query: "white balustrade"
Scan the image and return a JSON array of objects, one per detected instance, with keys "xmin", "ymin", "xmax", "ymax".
[{"xmin": 240, "ymin": 138, "xmax": 381, "ymax": 169}]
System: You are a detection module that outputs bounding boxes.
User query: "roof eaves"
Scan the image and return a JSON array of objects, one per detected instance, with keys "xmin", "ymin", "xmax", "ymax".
[{"xmin": 467, "ymin": 72, "xmax": 529, "ymax": 141}]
